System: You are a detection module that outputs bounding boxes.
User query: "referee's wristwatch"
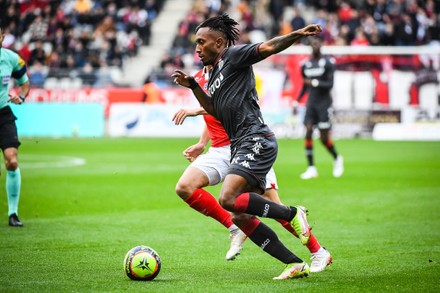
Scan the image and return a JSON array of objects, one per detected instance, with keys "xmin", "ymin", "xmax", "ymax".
[
  {"xmin": 311, "ymin": 79, "xmax": 319, "ymax": 87},
  {"xmin": 19, "ymin": 94, "xmax": 26, "ymax": 102}
]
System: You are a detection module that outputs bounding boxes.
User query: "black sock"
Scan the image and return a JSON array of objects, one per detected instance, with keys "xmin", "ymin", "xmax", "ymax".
[
  {"xmin": 305, "ymin": 139, "xmax": 314, "ymax": 166},
  {"xmin": 327, "ymin": 146, "xmax": 338, "ymax": 159},
  {"xmin": 324, "ymin": 140, "xmax": 338, "ymax": 159},
  {"xmin": 288, "ymin": 206, "xmax": 297, "ymax": 222},
  {"xmin": 248, "ymin": 221, "xmax": 303, "ymax": 264},
  {"xmin": 246, "ymin": 193, "xmax": 292, "ymax": 221}
]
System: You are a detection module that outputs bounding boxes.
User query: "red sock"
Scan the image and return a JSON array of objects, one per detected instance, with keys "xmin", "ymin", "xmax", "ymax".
[
  {"xmin": 277, "ymin": 219, "xmax": 298, "ymax": 236},
  {"xmin": 306, "ymin": 234, "xmax": 321, "ymax": 253},
  {"xmin": 239, "ymin": 217, "xmax": 261, "ymax": 236},
  {"xmin": 326, "ymin": 139, "xmax": 334, "ymax": 148},
  {"xmin": 233, "ymin": 192, "xmax": 250, "ymax": 213},
  {"xmin": 276, "ymin": 219, "xmax": 321, "ymax": 253},
  {"xmin": 185, "ymin": 189, "xmax": 233, "ymax": 228}
]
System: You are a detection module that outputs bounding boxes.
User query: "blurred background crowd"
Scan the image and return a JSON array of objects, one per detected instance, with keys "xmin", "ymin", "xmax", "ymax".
[
  {"xmin": 1, "ymin": 0, "xmax": 165, "ymax": 87},
  {"xmin": 1, "ymin": 0, "xmax": 439, "ymax": 89}
]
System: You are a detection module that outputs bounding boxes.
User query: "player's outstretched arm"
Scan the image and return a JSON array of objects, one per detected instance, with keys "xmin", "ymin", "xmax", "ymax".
[
  {"xmin": 172, "ymin": 70, "xmax": 216, "ymax": 117},
  {"xmin": 259, "ymin": 24, "xmax": 322, "ymax": 59}
]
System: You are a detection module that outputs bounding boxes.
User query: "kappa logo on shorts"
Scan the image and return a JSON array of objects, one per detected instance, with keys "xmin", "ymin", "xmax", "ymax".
[
  {"xmin": 231, "ymin": 156, "xmax": 251, "ymax": 169},
  {"xmin": 239, "ymin": 160, "xmax": 251, "ymax": 168},
  {"xmin": 251, "ymin": 142, "xmax": 263, "ymax": 155},
  {"xmin": 244, "ymin": 153, "xmax": 255, "ymax": 161}
]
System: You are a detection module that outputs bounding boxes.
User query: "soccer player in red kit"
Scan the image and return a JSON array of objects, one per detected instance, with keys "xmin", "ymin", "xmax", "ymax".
[{"xmin": 173, "ymin": 66, "xmax": 332, "ymax": 271}]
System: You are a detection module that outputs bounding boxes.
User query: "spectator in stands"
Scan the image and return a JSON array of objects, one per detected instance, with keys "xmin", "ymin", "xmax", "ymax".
[
  {"xmin": 28, "ymin": 40, "xmax": 47, "ymax": 66},
  {"xmin": 78, "ymin": 62, "xmax": 97, "ymax": 86},
  {"xmin": 52, "ymin": 54, "xmax": 77, "ymax": 79},
  {"xmin": 27, "ymin": 14, "xmax": 49, "ymax": 42},
  {"xmin": 415, "ymin": 7, "xmax": 430, "ymax": 44},
  {"xmin": 0, "ymin": 26, "xmax": 16, "ymax": 49},
  {"xmin": 46, "ymin": 50, "xmax": 62, "ymax": 69},
  {"xmin": 72, "ymin": 42, "xmax": 87, "ymax": 68},
  {"xmin": 17, "ymin": 41, "xmax": 31, "ymax": 63},
  {"xmin": 311, "ymin": 9, "xmax": 326, "ymax": 31},
  {"xmin": 394, "ymin": 13, "xmax": 416, "ymax": 46},
  {"xmin": 126, "ymin": 5, "xmax": 151, "ymax": 45},
  {"xmin": 2, "ymin": 0, "xmax": 439, "ymax": 89},
  {"xmin": 172, "ymin": 22, "xmax": 193, "ymax": 55},
  {"xmin": 291, "ymin": 6, "xmax": 306, "ymax": 30},
  {"xmin": 74, "ymin": 0, "xmax": 93, "ymax": 15},
  {"xmin": 381, "ymin": 14, "xmax": 395, "ymax": 45},
  {"xmin": 427, "ymin": 13, "xmax": 440, "ymax": 45},
  {"xmin": 2, "ymin": 5, "xmax": 20, "ymax": 31},
  {"xmin": 351, "ymin": 27, "xmax": 370, "ymax": 46},
  {"xmin": 337, "ymin": 1, "xmax": 353, "ymax": 25},
  {"xmin": 368, "ymin": 25, "xmax": 382, "ymax": 46},
  {"xmin": 28, "ymin": 61, "xmax": 47, "ymax": 88},
  {"xmin": 142, "ymin": 76, "xmax": 164, "ymax": 103}
]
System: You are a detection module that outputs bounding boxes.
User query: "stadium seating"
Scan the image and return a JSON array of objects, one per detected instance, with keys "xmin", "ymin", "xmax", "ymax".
[
  {"xmin": 2, "ymin": 0, "xmax": 439, "ymax": 89},
  {"xmin": 1, "ymin": 0, "xmax": 166, "ymax": 88},
  {"xmin": 145, "ymin": 0, "xmax": 439, "ymax": 88}
]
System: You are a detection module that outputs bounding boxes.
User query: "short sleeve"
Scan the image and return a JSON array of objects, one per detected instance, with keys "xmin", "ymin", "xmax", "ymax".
[{"xmin": 227, "ymin": 43, "xmax": 264, "ymax": 68}]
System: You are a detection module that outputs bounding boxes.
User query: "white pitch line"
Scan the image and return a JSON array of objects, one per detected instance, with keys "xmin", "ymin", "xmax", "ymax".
[{"xmin": 20, "ymin": 155, "xmax": 86, "ymax": 169}]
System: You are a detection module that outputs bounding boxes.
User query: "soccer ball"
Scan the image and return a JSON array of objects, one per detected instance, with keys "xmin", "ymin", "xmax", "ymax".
[{"xmin": 123, "ymin": 245, "xmax": 161, "ymax": 281}]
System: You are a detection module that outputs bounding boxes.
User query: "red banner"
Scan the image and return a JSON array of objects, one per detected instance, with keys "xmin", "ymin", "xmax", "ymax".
[{"xmin": 20, "ymin": 87, "xmax": 195, "ymax": 117}]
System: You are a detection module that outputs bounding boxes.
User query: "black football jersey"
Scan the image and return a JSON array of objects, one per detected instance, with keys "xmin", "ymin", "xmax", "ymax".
[
  {"xmin": 207, "ymin": 43, "xmax": 272, "ymax": 147},
  {"xmin": 300, "ymin": 56, "xmax": 335, "ymax": 105}
]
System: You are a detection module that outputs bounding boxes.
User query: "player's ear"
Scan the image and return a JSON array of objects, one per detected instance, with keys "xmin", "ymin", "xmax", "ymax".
[{"xmin": 215, "ymin": 37, "xmax": 225, "ymax": 48}]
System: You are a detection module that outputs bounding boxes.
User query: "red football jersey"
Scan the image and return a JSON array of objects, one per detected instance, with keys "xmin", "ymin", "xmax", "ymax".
[{"xmin": 194, "ymin": 69, "xmax": 230, "ymax": 147}]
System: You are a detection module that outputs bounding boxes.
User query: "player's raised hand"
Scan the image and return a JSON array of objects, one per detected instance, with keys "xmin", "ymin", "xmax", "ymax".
[
  {"xmin": 172, "ymin": 70, "xmax": 193, "ymax": 88},
  {"xmin": 299, "ymin": 24, "xmax": 322, "ymax": 36}
]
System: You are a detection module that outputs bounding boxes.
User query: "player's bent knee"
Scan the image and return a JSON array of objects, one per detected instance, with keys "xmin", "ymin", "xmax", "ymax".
[
  {"xmin": 175, "ymin": 181, "xmax": 195, "ymax": 200},
  {"xmin": 218, "ymin": 194, "xmax": 235, "ymax": 211},
  {"xmin": 231, "ymin": 213, "xmax": 251, "ymax": 226}
]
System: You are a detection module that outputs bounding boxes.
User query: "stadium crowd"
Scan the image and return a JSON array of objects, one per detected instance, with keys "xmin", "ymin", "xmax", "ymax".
[
  {"xmin": 1, "ymin": 0, "xmax": 439, "ymax": 88},
  {"xmin": 159, "ymin": 0, "xmax": 440, "ymax": 73},
  {"xmin": 0, "ymin": 0, "xmax": 165, "ymax": 88}
]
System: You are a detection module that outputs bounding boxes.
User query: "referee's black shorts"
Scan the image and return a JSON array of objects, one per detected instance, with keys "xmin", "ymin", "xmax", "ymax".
[
  {"xmin": 0, "ymin": 106, "xmax": 20, "ymax": 150},
  {"xmin": 229, "ymin": 133, "xmax": 277, "ymax": 194}
]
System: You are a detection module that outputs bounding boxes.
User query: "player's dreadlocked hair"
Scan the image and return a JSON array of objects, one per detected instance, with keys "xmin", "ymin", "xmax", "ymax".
[{"xmin": 196, "ymin": 14, "xmax": 240, "ymax": 47}]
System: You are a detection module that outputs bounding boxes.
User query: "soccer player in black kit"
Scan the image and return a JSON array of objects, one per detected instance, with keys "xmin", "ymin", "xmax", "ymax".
[
  {"xmin": 172, "ymin": 15, "xmax": 329, "ymax": 279},
  {"xmin": 295, "ymin": 37, "xmax": 344, "ymax": 179}
]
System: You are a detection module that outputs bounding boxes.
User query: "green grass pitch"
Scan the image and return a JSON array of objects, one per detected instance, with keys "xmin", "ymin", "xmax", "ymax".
[{"xmin": 0, "ymin": 137, "xmax": 439, "ymax": 292}]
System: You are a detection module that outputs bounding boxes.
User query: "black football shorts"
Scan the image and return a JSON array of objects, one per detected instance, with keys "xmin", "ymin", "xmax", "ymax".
[
  {"xmin": 304, "ymin": 100, "xmax": 333, "ymax": 130},
  {"xmin": 229, "ymin": 133, "xmax": 277, "ymax": 194},
  {"xmin": 0, "ymin": 106, "xmax": 20, "ymax": 150}
]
